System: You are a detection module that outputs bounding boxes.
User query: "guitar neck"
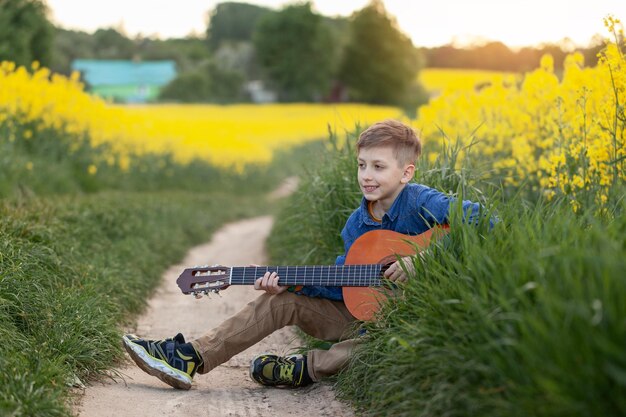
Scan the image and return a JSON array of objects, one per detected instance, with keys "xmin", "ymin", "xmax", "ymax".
[{"xmin": 229, "ymin": 265, "xmax": 384, "ymax": 287}]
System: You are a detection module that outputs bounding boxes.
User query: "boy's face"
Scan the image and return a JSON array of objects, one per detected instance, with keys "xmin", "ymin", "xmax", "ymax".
[{"xmin": 357, "ymin": 145, "xmax": 415, "ymax": 210}]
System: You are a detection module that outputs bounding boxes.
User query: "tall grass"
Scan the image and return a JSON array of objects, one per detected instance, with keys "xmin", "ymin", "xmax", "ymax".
[
  {"xmin": 338, "ymin": 196, "xmax": 625, "ymax": 417},
  {"xmin": 268, "ymin": 128, "xmax": 625, "ymax": 416},
  {"xmin": 268, "ymin": 127, "xmax": 362, "ymax": 265}
]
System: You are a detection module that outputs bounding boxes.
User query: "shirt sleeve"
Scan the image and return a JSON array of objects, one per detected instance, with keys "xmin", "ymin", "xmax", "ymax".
[
  {"xmin": 416, "ymin": 186, "xmax": 452, "ymax": 225},
  {"xmin": 417, "ymin": 185, "xmax": 489, "ymax": 227}
]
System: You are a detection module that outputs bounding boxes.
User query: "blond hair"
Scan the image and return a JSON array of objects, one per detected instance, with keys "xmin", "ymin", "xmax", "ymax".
[{"xmin": 356, "ymin": 120, "xmax": 421, "ymax": 166}]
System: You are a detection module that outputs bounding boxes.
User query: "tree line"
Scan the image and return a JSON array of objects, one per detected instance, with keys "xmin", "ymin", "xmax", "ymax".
[
  {"xmin": 0, "ymin": 0, "xmax": 609, "ymax": 108},
  {"xmin": 422, "ymin": 41, "xmax": 605, "ymax": 73},
  {"xmin": 162, "ymin": 0, "xmax": 425, "ymax": 111}
]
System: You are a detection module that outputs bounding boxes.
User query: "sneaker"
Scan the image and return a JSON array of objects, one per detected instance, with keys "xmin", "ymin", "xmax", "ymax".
[
  {"xmin": 122, "ymin": 333, "xmax": 203, "ymax": 390},
  {"xmin": 249, "ymin": 353, "xmax": 313, "ymax": 388}
]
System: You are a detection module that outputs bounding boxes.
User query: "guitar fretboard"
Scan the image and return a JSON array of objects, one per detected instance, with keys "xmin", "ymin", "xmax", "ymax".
[{"xmin": 229, "ymin": 265, "xmax": 384, "ymax": 287}]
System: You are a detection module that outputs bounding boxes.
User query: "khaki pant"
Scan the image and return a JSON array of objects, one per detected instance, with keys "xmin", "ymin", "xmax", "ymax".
[{"xmin": 191, "ymin": 292, "xmax": 358, "ymax": 381}]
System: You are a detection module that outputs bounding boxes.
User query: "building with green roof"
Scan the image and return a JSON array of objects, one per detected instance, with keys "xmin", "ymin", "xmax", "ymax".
[{"xmin": 71, "ymin": 60, "xmax": 177, "ymax": 103}]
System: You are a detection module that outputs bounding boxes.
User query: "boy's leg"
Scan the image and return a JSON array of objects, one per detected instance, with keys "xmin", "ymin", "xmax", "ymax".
[
  {"xmin": 192, "ymin": 291, "xmax": 356, "ymax": 374},
  {"xmin": 307, "ymin": 338, "xmax": 357, "ymax": 382}
]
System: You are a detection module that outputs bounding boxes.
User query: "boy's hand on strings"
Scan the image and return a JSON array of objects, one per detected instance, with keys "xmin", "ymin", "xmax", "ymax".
[
  {"xmin": 254, "ymin": 270, "xmax": 288, "ymax": 294},
  {"xmin": 383, "ymin": 256, "xmax": 415, "ymax": 283}
]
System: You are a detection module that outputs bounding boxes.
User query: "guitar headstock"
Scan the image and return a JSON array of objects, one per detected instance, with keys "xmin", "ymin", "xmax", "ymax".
[{"xmin": 176, "ymin": 265, "xmax": 231, "ymax": 297}]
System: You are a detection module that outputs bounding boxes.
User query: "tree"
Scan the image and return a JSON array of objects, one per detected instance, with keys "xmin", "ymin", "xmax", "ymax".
[
  {"xmin": 473, "ymin": 42, "xmax": 516, "ymax": 71},
  {"xmin": 253, "ymin": 2, "xmax": 336, "ymax": 102},
  {"xmin": 92, "ymin": 28, "xmax": 135, "ymax": 59},
  {"xmin": 0, "ymin": 0, "xmax": 54, "ymax": 67},
  {"xmin": 159, "ymin": 70, "xmax": 212, "ymax": 102},
  {"xmin": 51, "ymin": 28, "xmax": 96, "ymax": 74},
  {"xmin": 206, "ymin": 2, "xmax": 272, "ymax": 51},
  {"xmin": 338, "ymin": 0, "xmax": 422, "ymax": 106},
  {"xmin": 136, "ymin": 37, "xmax": 210, "ymax": 73}
]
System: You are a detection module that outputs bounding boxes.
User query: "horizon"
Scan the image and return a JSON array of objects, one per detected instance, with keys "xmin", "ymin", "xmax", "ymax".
[{"xmin": 44, "ymin": 0, "xmax": 626, "ymax": 49}]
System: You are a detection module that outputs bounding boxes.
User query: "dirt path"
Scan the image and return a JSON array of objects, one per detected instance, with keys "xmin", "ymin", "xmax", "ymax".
[{"xmin": 75, "ymin": 215, "xmax": 355, "ymax": 417}]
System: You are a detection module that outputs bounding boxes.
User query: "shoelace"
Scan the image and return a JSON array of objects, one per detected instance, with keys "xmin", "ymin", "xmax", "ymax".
[{"xmin": 277, "ymin": 360, "xmax": 295, "ymax": 382}]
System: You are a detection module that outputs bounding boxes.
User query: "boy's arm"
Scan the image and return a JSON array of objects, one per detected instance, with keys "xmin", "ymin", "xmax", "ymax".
[{"xmin": 417, "ymin": 186, "xmax": 491, "ymax": 227}]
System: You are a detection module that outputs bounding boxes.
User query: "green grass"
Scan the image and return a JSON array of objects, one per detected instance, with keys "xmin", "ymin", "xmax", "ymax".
[
  {"xmin": 268, "ymin": 129, "xmax": 626, "ymax": 417},
  {"xmin": 0, "ymin": 119, "xmax": 326, "ymax": 415},
  {"xmin": 0, "ymin": 190, "xmax": 264, "ymax": 416}
]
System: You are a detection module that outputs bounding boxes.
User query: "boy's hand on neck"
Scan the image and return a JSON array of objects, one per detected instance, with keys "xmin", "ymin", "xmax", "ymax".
[
  {"xmin": 383, "ymin": 256, "xmax": 415, "ymax": 283},
  {"xmin": 253, "ymin": 268, "xmax": 289, "ymax": 295}
]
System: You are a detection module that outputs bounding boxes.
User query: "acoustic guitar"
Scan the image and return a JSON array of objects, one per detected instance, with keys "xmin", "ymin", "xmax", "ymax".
[{"xmin": 176, "ymin": 227, "xmax": 448, "ymax": 321}]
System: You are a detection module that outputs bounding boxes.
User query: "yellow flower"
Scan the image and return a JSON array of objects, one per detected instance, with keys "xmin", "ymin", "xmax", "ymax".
[
  {"xmin": 87, "ymin": 164, "xmax": 97, "ymax": 175},
  {"xmin": 571, "ymin": 175, "xmax": 585, "ymax": 189}
]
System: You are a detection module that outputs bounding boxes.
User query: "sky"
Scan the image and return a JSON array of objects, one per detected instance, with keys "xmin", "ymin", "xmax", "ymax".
[{"xmin": 45, "ymin": 0, "xmax": 626, "ymax": 48}]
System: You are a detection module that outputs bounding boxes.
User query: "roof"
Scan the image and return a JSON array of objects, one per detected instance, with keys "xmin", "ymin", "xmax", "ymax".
[{"xmin": 71, "ymin": 60, "xmax": 177, "ymax": 87}]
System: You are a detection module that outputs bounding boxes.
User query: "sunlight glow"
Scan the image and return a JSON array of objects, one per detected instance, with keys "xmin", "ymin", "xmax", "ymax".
[{"xmin": 45, "ymin": 0, "xmax": 626, "ymax": 47}]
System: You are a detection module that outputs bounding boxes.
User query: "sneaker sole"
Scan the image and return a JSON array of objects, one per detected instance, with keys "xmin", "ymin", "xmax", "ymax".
[{"xmin": 122, "ymin": 334, "xmax": 192, "ymax": 390}]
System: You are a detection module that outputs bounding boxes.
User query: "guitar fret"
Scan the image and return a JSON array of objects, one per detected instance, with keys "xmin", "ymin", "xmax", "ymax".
[
  {"xmin": 228, "ymin": 264, "xmax": 382, "ymax": 286},
  {"xmin": 327, "ymin": 265, "xmax": 330, "ymax": 287}
]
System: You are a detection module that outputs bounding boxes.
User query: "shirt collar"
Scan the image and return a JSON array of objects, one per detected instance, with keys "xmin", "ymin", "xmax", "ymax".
[{"xmin": 359, "ymin": 184, "xmax": 408, "ymax": 225}]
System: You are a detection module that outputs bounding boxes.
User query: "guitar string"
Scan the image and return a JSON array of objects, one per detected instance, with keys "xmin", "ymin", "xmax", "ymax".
[
  {"xmin": 228, "ymin": 265, "xmax": 381, "ymax": 279},
  {"xmin": 227, "ymin": 265, "xmax": 384, "ymax": 286}
]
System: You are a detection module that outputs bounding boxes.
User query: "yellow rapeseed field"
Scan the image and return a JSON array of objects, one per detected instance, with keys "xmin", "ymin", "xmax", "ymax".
[
  {"xmin": 416, "ymin": 16, "xmax": 625, "ymax": 209},
  {"xmin": 113, "ymin": 103, "xmax": 403, "ymax": 168},
  {"xmin": 420, "ymin": 68, "xmax": 520, "ymax": 96},
  {"xmin": 0, "ymin": 61, "xmax": 402, "ymax": 170},
  {"xmin": 1, "ymin": 16, "xmax": 623, "ymax": 208}
]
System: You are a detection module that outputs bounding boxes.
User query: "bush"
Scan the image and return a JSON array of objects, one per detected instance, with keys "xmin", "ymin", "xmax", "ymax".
[{"xmin": 159, "ymin": 61, "xmax": 246, "ymax": 103}]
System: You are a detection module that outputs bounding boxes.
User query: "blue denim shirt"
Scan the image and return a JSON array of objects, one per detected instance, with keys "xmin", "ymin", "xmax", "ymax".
[{"xmin": 297, "ymin": 182, "xmax": 485, "ymax": 301}]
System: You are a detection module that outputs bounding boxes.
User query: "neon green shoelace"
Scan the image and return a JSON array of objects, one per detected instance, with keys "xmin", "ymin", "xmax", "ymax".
[{"xmin": 278, "ymin": 363, "xmax": 295, "ymax": 382}]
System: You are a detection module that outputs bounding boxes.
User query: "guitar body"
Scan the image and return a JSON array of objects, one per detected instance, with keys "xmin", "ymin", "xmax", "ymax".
[{"xmin": 343, "ymin": 228, "xmax": 445, "ymax": 321}]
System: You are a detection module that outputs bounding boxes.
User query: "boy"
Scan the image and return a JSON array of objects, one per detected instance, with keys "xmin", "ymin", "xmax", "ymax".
[{"xmin": 123, "ymin": 119, "xmax": 486, "ymax": 390}]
